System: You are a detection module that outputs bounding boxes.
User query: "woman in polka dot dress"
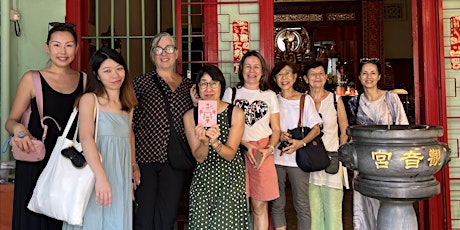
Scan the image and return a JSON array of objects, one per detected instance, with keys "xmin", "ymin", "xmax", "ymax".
[{"xmin": 184, "ymin": 65, "xmax": 249, "ymax": 229}]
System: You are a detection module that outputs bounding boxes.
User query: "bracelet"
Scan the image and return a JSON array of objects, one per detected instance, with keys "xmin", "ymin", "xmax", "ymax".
[
  {"xmin": 209, "ymin": 139, "xmax": 218, "ymax": 145},
  {"xmin": 266, "ymin": 145, "xmax": 275, "ymax": 154},
  {"xmin": 302, "ymin": 140, "xmax": 307, "ymax": 147},
  {"xmin": 212, "ymin": 141, "xmax": 223, "ymax": 153},
  {"xmin": 18, "ymin": 131, "xmax": 27, "ymax": 139}
]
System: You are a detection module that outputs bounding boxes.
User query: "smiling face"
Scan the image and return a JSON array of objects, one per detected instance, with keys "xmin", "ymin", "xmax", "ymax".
[
  {"xmin": 358, "ymin": 63, "xmax": 381, "ymax": 89},
  {"xmin": 151, "ymin": 36, "xmax": 178, "ymax": 70},
  {"xmin": 97, "ymin": 58, "xmax": 125, "ymax": 90},
  {"xmin": 45, "ymin": 31, "xmax": 78, "ymax": 68},
  {"xmin": 304, "ymin": 65, "xmax": 327, "ymax": 90},
  {"xmin": 242, "ymin": 56, "xmax": 263, "ymax": 88},
  {"xmin": 275, "ymin": 65, "xmax": 297, "ymax": 91},
  {"xmin": 198, "ymin": 73, "xmax": 221, "ymax": 100}
]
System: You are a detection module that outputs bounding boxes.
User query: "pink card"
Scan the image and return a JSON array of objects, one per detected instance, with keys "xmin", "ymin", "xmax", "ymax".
[{"xmin": 198, "ymin": 100, "xmax": 217, "ymax": 127}]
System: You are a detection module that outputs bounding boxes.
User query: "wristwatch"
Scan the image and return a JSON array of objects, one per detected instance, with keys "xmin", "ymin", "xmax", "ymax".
[
  {"xmin": 302, "ymin": 140, "xmax": 307, "ymax": 147},
  {"xmin": 266, "ymin": 145, "xmax": 275, "ymax": 154}
]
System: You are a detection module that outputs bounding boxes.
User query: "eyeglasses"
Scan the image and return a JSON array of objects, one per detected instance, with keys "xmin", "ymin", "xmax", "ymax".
[
  {"xmin": 152, "ymin": 45, "xmax": 176, "ymax": 55},
  {"xmin": 48, "ymin": 22, "xmax": 76, "ymax": 30},
  {"xmin": 198, "ymin": 81, "xmax": 220, "ymax": 89},
  {"xmin": 275, "ymin": 72, "xmax": 294, "ymax": 78},
  {"xmin": 61, "ymin": 146, "xmax": 87, "ymax": 168},
  {"xmin": 360, "ymin": 58, "xmax": 380, "ymax": 64}
]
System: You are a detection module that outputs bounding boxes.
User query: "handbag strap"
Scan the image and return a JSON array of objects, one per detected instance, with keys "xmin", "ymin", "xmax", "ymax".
[
  {"xmin": 61, "ymin": 108, "xmax": 79, "ymax": 138},
  {"xmin": 65, "ymin": 94, "xmax": 100, "ymax": 142},
  {"xmin": 231, "ymin": 87, "xmax": 237, "ymax": 105},
  {"xmin": 33, "ymin": 71, "xmax": 44, "ymax": 120},
  {"xmin": 93, "ymin": 94, "xmax": 100, "ymax": 142},
  {"xmin": 20, "ymin": 71, "xmax": 43, "ymax": 127},
  {"xmin": 297, "ymin": 94, "xmax": 305, "ymax": 127},
  {"xmin": 20, "ymin": 71, "xmax": 62, "ymax": 142},
  {"xmin": 152, "ymin": 74, "xmax": 177, "ymax": 131}
]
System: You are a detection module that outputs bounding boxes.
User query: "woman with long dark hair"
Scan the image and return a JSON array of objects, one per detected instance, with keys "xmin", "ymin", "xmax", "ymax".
[
  {"xmin": 63, "ymin": 47, "xmax": 137, "ymax": 229},
  {"xmin": 5, "ymin": 22, "xmax": 84, "ymax": 230}
]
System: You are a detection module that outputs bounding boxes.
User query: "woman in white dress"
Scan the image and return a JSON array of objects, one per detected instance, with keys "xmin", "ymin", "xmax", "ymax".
[{"xmin": 303, "ymin": 61, "xmax": 350, "ymax": 230}]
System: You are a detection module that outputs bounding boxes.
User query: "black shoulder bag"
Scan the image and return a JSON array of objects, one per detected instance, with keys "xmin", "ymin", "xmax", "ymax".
[
  {"xmin": 293, "ymin": 94, "xmax": 330, "ymax": 172},
  {"xmin": 152, "ymin": 75, "xmax": 196, "ymax": 170}
]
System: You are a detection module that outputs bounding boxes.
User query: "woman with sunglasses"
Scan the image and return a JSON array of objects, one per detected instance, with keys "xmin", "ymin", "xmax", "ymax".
[
  {"xmin": 132, "ymin": 32, "xmax": 195, "ymax": 229},
  {"xmin": 269, "ymin": 61, "xmax": 322, "ymax": 230},
  {"xmin": 63, "ymin": 47, "xmax": 137, "ymax": 230},
  {"xmin": 348, "ymin": 58, "xmax": 408, "ymax": 230},
  {"xmin": 222, "ymin": 50, "xmax": 281, "ymax": 230},
  {"xmin": 184, "ymin": 65, "xmax": 248, "ymax": 229},
  {"xmin": 5, "ymin": 22, "xmax": 84, "ymax": 230},
  {"xmin": 303, "ymin": 61, "xmax": 349, "ymax": 230}
]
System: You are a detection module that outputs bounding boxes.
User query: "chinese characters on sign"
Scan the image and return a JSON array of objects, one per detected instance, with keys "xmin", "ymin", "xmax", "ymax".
[
  {"xmin": 232, "ymin": 20, "xmax": 249, "ymax": 73},
  {"xmin": 372, "ymin": 150, "xmax": 392, "ymax": 169},
  {"xmin": 451, "ymin": 16, "xmax": 460, "ymax": 70},
  {"xmin": 428, "ymin": 149, "xmax": 442, "ymax": 167},
  {"xmin": 400, "ymin": 150, "xmax": 424, "ymax": 169},
  {"xmin": 371, "ymin": 148, "xmax": 441, "ymax": 169}
]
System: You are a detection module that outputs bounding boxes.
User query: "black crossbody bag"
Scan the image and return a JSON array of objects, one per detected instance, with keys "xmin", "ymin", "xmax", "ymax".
[
  {"xmin": 152, "ymin": 75, "xmax": 196, "ymax": 170},
  {"xmin": 293, "ymin": 94, "xmax": 330, "ymax": 172}
]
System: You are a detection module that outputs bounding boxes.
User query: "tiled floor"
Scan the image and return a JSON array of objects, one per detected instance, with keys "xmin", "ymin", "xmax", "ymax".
[
  {"xmin": 284, "ymin": 184, "xmax": 353, "ymax": 230},
  {"xmin": 175, "ymin": 171, "xmax": 354, "ymax": 230}
]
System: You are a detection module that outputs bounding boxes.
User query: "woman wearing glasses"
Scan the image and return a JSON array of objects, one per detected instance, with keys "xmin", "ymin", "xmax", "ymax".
[
  {"xmin": 348, "ymin": 58, "xmax": 408, "ymax": 230},
  {"xmin": 184, "ymin": 65, "xmax": 248, "ymax": 229},
  {"xmin": 133, "ymin": 32, "xmax": 194, "ymax": 229},
  {"xmin": 269, "ymin": 61, "xmax": 322, "ymax": 230},
  {"xmin": 222, "ymin": 50, "xmax": 281, "ymax": 230},
  {"xmin": 5, "ymin": 22, "xmax": 84, "ymax": 230}
]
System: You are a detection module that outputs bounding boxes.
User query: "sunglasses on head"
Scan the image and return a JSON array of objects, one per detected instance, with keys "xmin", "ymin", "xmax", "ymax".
[
  {"xmin": 61, "ymin": 146, "xmax": 87, "ymax": 168},
  {"xmin": 48, "ymin": 22, "xmax": 76, "ymax": 30},
  {"xmin": 360, "ymin": 58, "xmax": 380, "ymax": 64}
]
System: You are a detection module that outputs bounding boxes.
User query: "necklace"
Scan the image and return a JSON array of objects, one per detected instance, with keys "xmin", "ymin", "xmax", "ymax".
[
  {"xmin": 309, "ymin": 90, "xmax": 327, "ymax": 103},
  {"xmin": 281, "ymin": 91, "xmax": 300, "ymax": 100}
]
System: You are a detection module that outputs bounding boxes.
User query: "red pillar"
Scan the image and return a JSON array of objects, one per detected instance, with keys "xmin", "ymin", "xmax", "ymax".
[
  {"xmin": 65, "ymin": 0, "xmax": 89, "ymax": 72},
  {"xmin": 259, "ymin": 0, "xmax": 274, "ymax": 72},
  {"xmin": 413, "ymin": 0, "xmax": 451, "ymax": 229}
]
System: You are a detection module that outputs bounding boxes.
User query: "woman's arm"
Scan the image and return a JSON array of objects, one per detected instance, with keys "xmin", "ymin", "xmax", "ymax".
[
  {"xmin": 394, "ymin": 94, "xmax": 409, "ymax": 125},
  {"xmin": 184, "ymin": 109, "xmax": 210, "ymax": 163},
  {"xmin": 283, "ymin": 124, "xmax": 321, "ymax": 155},
  {"xmin": 256, "ymin": 112, "xmax": 281, "ymax": 169},
  {"xmin": 267, "ymin": 112, "xmax": 281, "ymax": 150},
  {"xmin": 130, "ymin": 110, "xmax": 140, "ymax": 189},
  {"xmin": 209, "ymin": 106, "xmax": 244, "ymax": 161},
  {"xmin": 5, "ymin": 71, "xmax": 36, "ymax": 153},
  {"xmin": 337, "ymin": 97, "xmax": 349, "ymax": 145},
  {"xmin": 79, "ymin": 93, "xmax": 111, "ymax": 207}
]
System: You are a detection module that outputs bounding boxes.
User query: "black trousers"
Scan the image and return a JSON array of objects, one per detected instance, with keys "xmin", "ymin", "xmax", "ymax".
[{"xmin": 134, "ymin": 162, "xmax": 186, "ymax": 230}]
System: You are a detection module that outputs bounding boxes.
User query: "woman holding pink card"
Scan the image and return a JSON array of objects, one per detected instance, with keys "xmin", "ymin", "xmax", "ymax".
[{"xmin": 184, "ymin": 65, "xmax": 249, "ymax": 229}]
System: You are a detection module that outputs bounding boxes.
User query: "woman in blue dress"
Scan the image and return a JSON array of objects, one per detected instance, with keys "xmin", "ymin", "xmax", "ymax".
[{"xmin": 63, "ymin": 47, "xmax": 138, "ymax": 229}]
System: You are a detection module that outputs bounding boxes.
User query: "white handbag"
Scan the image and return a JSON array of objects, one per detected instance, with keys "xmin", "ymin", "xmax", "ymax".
[{"xmin": 27, "ymin": 96, "xmax": 100, "ymax": 226}]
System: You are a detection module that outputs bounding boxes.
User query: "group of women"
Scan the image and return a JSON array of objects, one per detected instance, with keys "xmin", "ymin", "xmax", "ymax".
[{"xmin": 5, "ymin": 21, "xmax": 408, "ymax": 230}]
